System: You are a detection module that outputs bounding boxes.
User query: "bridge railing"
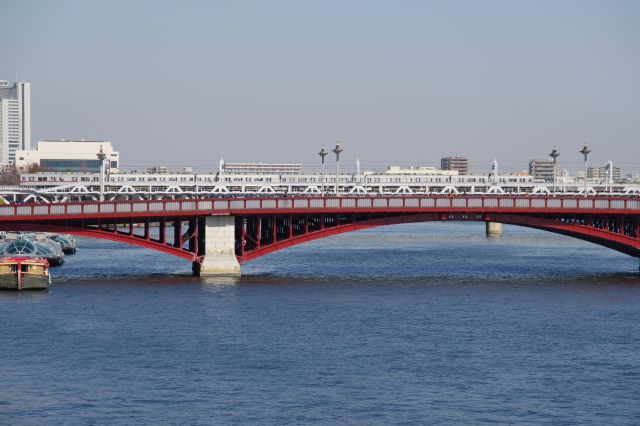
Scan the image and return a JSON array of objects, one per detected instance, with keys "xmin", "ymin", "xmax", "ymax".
[{"xmin": 1, "ymin": 196, "xmax": 640, "ymax": 218}]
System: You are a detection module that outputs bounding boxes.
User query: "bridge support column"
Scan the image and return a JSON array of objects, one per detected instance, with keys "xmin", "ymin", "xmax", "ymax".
[
  {"xmin": 194, "ymin": 215, "xmax": 241, "ymax": 277},
  {"xmin": 486, "ymin": 221, "xmax": 502, "ymax": 236}
]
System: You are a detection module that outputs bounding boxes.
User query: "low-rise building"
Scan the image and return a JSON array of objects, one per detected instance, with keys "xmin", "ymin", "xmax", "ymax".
[
  {"xmin": 223, "ymin": 162, "xmax": 302, "ymax": 175},
  {"xmin": 145, "ymin": 166, "xmax": 169, "ymax": 174},
  {"xmin": 383, "ymin": 166, "xmax": 458, "ymax": 176},
  {"xmin": 626, "ymin": 174, "xmax": 640, "ymax": 184},
  {"xmin": 588, "ymin": 166, "xmax": 622, "ymax": 183},
  {"xmin": 528, "ymin": 159, "xmax": 557, "ymax": 182},
  {"xmin": 15, "ymin": 140, "xmax": 119, "ymax": 173}
]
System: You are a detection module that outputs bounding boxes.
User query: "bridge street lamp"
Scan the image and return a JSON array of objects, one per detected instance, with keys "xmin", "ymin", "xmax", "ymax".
[
  {"xmin": 97, "ymin": 145, "xmax": 107, "ymax": 202},
  {"xmin": 318, "ymin": 146, "xmax": 328, "ymax": 195},
  {"xmin": 549, "ymin": 146, "xmax": 560, "ymax": 196},
  {"xmin": 332, "ymin": 142, "xmax": 343, "ymax": 196},
  {"xmin": 580, "ymin": 143, "xmax": 591, "ymax": 198}
]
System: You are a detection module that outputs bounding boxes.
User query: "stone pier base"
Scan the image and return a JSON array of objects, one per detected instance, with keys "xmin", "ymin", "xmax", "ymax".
[
  {"xmin": 193, "ymin": 215, "xmax": 241, "ymax": 277},
  {"xmin": 486, "ymin": 221, "xmax": 503, "ymax": 236}
]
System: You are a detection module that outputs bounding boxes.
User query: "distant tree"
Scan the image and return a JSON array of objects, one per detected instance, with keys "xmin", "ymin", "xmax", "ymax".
[
  {"xmin": 0, "ymin": 166, "xmax": 19, "ymax": 185},
  {"xmin": 26, "ymin": 164, "xmax": 47, "ymax": 173}
]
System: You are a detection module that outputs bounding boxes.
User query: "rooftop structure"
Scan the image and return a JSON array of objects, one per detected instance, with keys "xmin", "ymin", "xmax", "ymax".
[
  {"xmin": 0, "ymin": 80, "xmax": 31, "ymax": 164},
  {"xmin": 15, "ymin": 140, "xmax": 119, "ymax": 173},
  {"xmin": 145, "ymin": 166, "xmax": 169, "ymax": 174},
  {"xmin": 440, "ymin": 156, "xmax": 469, "ymax": 175}
]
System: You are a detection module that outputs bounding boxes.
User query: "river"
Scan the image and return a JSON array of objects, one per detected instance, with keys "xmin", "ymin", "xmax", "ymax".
[{"xmin": 1, "ymin": 222, "xmax": 639, "ymax": 424}]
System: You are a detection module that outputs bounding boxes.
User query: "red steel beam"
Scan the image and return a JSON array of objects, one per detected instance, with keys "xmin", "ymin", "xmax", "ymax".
[
  {"xmin": 241, "ymin": 213, "xmax": 440, "ymax": 262},
  {"xmin": 0, "ymin": 196, "xmax": 638, "ymax": 264},
  {"xmin": 0, "ymin": 222, "xmax": 196, "ymax": 261}
]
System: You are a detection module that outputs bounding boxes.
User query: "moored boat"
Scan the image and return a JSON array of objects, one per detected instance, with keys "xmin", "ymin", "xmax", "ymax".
[
  {"xmin": 0, "ymin": 238, "xmax": 64, "ymax": 266},
  {"xmin": 49, "ymin": 234, "xmax": 77, "ymax": 255},
  {"xmin": 0, "ymin": 257, "xmax": 51, "ymax": 290}
]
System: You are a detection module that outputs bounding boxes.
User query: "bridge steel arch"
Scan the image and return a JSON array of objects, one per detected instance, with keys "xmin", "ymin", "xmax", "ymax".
[
  {"xmin": 234, "ymin": 211, "xmax": 640, "ymax": 262},
  {"xmin": 0, "ymin": 196, "xmax": 638, "ymax": 274}
]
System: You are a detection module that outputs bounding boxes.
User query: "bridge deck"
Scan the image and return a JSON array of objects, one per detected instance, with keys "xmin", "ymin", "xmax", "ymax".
[{"xmin": 1, "ymin": 196, "xmax": 639, "ymax": 221}]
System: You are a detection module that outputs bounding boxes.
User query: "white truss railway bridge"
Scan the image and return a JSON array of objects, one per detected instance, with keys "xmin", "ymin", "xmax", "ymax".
[{"xmin": 3, "ymin": 180, "xmax": 640, "ymax": 204}]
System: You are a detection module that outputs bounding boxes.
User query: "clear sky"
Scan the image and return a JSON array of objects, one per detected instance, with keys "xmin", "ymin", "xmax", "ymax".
[{"xmin": 1, "ymin": 0, "xmax": 639, "ymax": 173}]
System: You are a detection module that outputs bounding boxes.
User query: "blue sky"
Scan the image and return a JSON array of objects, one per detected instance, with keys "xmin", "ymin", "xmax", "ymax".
[{"xmin": 1, "ymin": 0, "xmax": 639, "ymax": 173}]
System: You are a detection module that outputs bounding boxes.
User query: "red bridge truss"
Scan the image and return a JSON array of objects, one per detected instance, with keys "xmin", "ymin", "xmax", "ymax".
[{"xmin": 0, "ymin": 196, "xmax": 639, "ymax": 268}]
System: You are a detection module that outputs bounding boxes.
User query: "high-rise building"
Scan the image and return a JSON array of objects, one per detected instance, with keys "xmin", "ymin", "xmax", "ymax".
[
  {"xmin": 0, "ymin": 80, "xmax": 31, "ymax": 164},
  {"xmin": 440, "ymin": 156, "xmax": 469, "ymax": 175},
  {"xmin": 528, "ymin": 159, "xmax": 556, "ymax": 182}
]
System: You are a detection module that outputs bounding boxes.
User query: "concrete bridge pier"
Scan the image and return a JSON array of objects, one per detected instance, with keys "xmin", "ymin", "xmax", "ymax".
[
  {"xmin": 193, "ymin": 215, "xmax": 241, "ymax": 277},
  {"xmin": 486, "ymin": 221, "xmax": 503, "ymax": 236}
]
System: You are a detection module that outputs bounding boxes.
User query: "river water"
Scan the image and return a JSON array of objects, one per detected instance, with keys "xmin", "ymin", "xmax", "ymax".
[{"xmin": 1, "ymin": 222, "xmax": 639, "ymax": 424}]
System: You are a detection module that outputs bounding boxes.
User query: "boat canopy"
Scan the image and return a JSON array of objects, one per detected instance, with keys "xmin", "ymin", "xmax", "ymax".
[{"xmin": 3, "ymin": 240, "xmax": 37, "ymax": 256}]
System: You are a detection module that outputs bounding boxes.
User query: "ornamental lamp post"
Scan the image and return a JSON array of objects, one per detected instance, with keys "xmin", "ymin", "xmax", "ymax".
[
  {"xmin": 318, "ymin": 146, "xmax": 328, "ymax": 195},
  {"xmin": 549, "ymin": 146, "xmax": 560, "ymax": 195},
  {"xmin": 97, "ymin": 145, "xmax": 107, "ymax": 202},
  {"xmin": 579, "ymin": 143, "xmax": 591, "ymax": 197},
  {"xmin": 332, "ymin": 142, "xmax": 343, "ymax": 196}
]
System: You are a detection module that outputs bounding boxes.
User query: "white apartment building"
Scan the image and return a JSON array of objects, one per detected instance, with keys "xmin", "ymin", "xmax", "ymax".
[
  {"xmin": 223, "ymin": 162, "xmax": 302, "ymax": 175},
  {"xmin": 0, "ymin": 80, "xmax": 31, "ymax": 164},
  {"xmin": 15, "ymin": 140, "xmax": 119, "ymax": 173},
  {"xmin": 383, "ymin": 166, "xmax": 459, "ymax": 176}
]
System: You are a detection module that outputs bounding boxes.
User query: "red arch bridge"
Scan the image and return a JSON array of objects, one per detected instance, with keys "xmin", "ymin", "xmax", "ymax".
[{"xmin": 1, "ymin": 195, "xmax": 639, "ymax": 275}]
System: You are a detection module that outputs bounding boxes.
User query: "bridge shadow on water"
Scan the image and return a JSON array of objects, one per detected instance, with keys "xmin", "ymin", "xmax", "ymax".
[
  {"xmin": 235, "ymin": 271, "xmax": 640, "ymax": 289},
  {"xmin": 45, "ymin": 266, "xmax": 640, "ymax": 294}
]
